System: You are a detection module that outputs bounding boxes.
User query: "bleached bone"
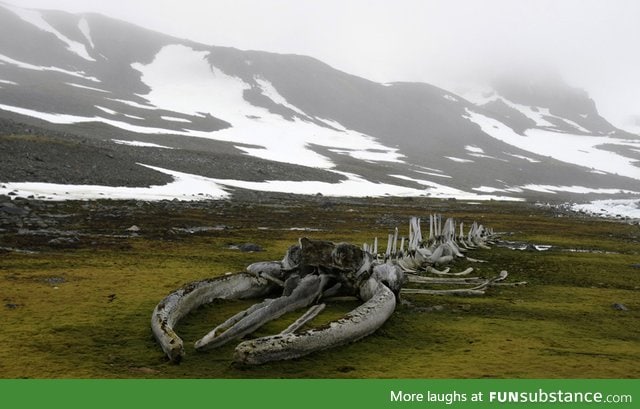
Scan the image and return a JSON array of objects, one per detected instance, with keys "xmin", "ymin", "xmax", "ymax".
[
  {"xmin": 281, "ymin": 303, "xmax": 326, "ymax": 335},
  {"xmin": 401, "ymin": 270, "xmax": 510, "ymax": 296},
  {"xmin": 260, "ymin": 272, "xmax": 285, "ymax": 287},
  {"xmin": 152, "ymin": 213, "xmax": 521, "ymax": 365},
  {"xmin": 425, "ymin": 266, "xmax": 450, "ymax": 274},
  {"xmin": 392, "ymin": 227, "xmax": 399, "ymax": 256},
  {"xmin": 234, "ymin": 279, "xmax": 396, "ymax": 365},
  {"xmin": 402, "ymin": 287, "xmax": 486, "ymax": 296},
  {"xmin": 406, "ymin": 274, "xmax": 481, "ymax": 284},
  {"xmin": 195, "ymin": 274, "xmax": 328, "ymax": 351},
  {"xmin": 491, "ymin": 281, "xmax": 528, "ymax": 287},
  {"xmin": 151, "ymin": 273, "xmax": 275, "ymax": 363},
  {"xmin": 427, "ymin": 266, "xmax": 473, "ymax": 276}
]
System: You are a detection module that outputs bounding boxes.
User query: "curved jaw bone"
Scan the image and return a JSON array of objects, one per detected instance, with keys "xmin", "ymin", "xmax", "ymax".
[
  {"xmin": 234, "ymin": 279, "xmax": 396, "ymax": 365},
  {"xmin": 230, "ymin": 263, "xmax": 402, "ymax": 365},
  {"xmin": 151, "ymin": 237, "xmax": 403, "ymax": 366},
  {"xmin": 150, "ymin": 273, "xmax": 275, "ymax": 363}
]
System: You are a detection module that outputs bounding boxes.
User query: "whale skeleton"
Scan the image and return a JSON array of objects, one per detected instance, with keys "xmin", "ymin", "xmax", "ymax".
[{"xmin": 151, "ymin": 215, "xmax": 525, "ymax": 365}]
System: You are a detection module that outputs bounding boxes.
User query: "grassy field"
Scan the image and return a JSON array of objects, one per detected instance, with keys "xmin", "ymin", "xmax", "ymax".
[{"xmin": 0, "ymin": 195, "xmax": 638, "ymax": 378}]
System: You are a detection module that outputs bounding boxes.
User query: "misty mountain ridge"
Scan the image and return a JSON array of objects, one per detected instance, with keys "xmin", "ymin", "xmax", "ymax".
[{"xmin": 1, "ymin": 2, "xmax": 639, "ymax": 206}]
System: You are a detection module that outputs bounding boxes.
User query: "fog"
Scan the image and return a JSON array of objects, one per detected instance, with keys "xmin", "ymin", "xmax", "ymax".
[{"xmin": 6, "ymin": 0, "xmax": 640, "ymax": 130}]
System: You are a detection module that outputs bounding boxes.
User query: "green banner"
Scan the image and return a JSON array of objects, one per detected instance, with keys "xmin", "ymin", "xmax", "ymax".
[{"xmin": 1, "ymin": 379, "xmax": 636, "ymax": 409}]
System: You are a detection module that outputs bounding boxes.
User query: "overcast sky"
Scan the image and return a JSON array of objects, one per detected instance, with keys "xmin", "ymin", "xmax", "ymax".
[{"xmin": 6, "ymin": 0, "xmax": 640, "ymax": 129}]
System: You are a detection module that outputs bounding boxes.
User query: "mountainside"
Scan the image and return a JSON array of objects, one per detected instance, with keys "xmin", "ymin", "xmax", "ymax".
[{"xmin": 1, "ymin": 2, "xmax": 639, "ymax": 204}]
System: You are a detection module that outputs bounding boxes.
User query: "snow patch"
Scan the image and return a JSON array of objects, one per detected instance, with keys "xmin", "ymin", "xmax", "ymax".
[
  {"xmin": 0, "ymin": 103, "xmax": 183, "ymax": 134},
  {"xmin": 464, "ymin": 109, "xmax": 640, "ymax": 180},
  {"xmin": 95, "ymin": 106, "xmax": 117, "ymax": 115},
  {"xmin": 1, "ymin": 165, "xmax": 522, "ymax": 202},
  {"xmin": 5, "ymin": 4, "xmax": 95, "ymax": 62},
  {"xmin": 472, "ymin": 185, "xmax": 523, "ymax": 193},
  {"xmin": 66, "ymin": 82, "xmax": 110, "ymax": 93},
  {"xmin": 111, "ymin": 139, "xmax": 173, "ymax": 149},
  {"xmin": 467, "ymin": 89, "xmax": 591, "ymax": 133},
  {"xmin": 0, "ymin": 79, "xmax": 18, "ymax": 85},
  {"xmin": 461, "ymin": 87, "xmax": 497, "ymax": 105},
  {"xmin": 390, "ymin": 174, "xmax": 521, "ymax": 201},
  {"xmin": 468, "ymin": 152, "xmax": 508, "ymax": 162},
  {"xmin": 315, "ymin": 117, "xmax": 347, "ymax": 131},
  {"xmin": 78, "ymin": 17, "xmax": 95, "ymax": 49},
  {"xmin": 106, "ymin": 97, "xmax": 156, "ymax": 110},
  {"xmin": 504, "ymin": 100, "xmax": 590, "ymax": 133},
  {"xmin": 414, "ymin": 170, "xmax": 452, "ymax": 179},
  {"xmin": 0, "ymin": 53, "xmax": 99, "ymax": 82},
  {"xmin": 255, "ymin": 77, "xmax": 308, "ymax": 118},
  {"xmin": 503, "ymin": 101, "xmax": 555, "ymax": 127},
  {"xmin": 558, "ymin": 117, "xmax": 590, "ymax": 133},
  {"xmin": 0, "ymin": 165, "xmax": 229, "ymax": 201},
  {"xmin": 571, "ymin": 199, "xmax": 640, "ymax": 220},
  {"xmin": 521, "ymin": 185, "xmax": 639, "ymax": 195},
  {"xmin": 129, "ymin": 44, "xmax": 404, "ymax": 168},
  {"xmin": 161, "ymin": 115, "xmax": 191, "ymax": 123},
  {"xmin": 123, "ymin": 114, "xmax": 144, "ymax": 121},
  {"xmin": 465, "ymin": 145, "xmax": 484, "ymax": 154},
  {"xmin": 505, "ymin": 152, "xmax": 541, "ymax": 163},
  {"xmin": 446, "ymin": 156, "xmax": 474, "ymax": 163}
]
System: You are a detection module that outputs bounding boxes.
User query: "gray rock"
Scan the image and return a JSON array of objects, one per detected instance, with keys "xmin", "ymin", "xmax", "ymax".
[
  {"xmin": 238, "ymin": 243, "xmax": 263, "ymax": 252},
  {"xmin": 48, "ymin": 236, "xmax": 80, "ymax": 248},
  {"xmin": 0, "ymin": 203, "xmax": 29, "ymax": 215}
]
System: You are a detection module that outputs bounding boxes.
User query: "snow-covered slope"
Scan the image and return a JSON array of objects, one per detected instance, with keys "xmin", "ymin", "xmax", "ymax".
[{"xmin": 1, "ymin": 2, "xmax": 639, "ymax": 207}]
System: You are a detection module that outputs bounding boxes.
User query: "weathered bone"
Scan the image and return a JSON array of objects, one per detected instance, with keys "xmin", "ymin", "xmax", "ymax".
[
  {"xmin": 401, "ymin": 287, "xmax": 486, "ymax": 296},
  {"xmin": 425, "ymin": 266, "xmax": 450, "ymax": 275},
  {"xmin": 152, "ymin": 214, "xmax": 523, "ymax": 365},
  {"xmin": 233, "ymin": 280, "xmax": 396, "ymax": 365},
  {"xmin": 194, "ymin": 274, "xmax": 327, "ymax": 351},
  {"xmin": 401, "ymin": 270, "xmax": 511, "ymax": 296},
  {"xmin": 406, "ymin": 274, "xmax": 481, "ymax": 284},
  {"xmin": 427, "ymin": 266, "xmax": 473, "ymax": 276},
  {"xmin": 151, "ymin": 273, "xmax": 274, "ymax": 363},
  {"xmin": 281, "ymin": 303, "xmax": 326, "ymax": 335}
]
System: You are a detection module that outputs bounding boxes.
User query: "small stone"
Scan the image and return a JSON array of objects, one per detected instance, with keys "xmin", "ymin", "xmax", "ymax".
[
  {"xmin": 238, "ymin": 243, "xmax": 263, "ymax": 252},
  {"xmin": 48, "ymin": 236, "xmax": 80, "ymax": 248},
  {"xmin": 336, "ymin": 365, "xmax": 355, "ymax": 373},
  {"xmin": 44, "ymin": 277, "xmax": 66, "ymax": 285},
  {"xmin": 612, "ymin": 303, "xmax": 628, "ymax": 311}
]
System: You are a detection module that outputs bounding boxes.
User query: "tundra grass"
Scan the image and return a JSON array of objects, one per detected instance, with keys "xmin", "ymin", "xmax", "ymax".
[{"xmin": 0, "ymin": 196, "xmax": 638, "ymax": 378}]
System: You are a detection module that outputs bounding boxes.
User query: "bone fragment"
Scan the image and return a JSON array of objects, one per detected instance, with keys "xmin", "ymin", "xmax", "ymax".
[{"xmin": 281, "ymin": 303, "xmax": 326, "ymax": 335}]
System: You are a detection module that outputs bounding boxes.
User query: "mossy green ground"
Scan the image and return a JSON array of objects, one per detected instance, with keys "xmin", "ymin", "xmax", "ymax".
[{"xmin": 1, "ymin": 196, "xmax": 638, "ymax": 378}]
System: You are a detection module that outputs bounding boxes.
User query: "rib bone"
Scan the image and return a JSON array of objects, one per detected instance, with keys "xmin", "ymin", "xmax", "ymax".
[
  {"xmin": 233, "ymin": 280, "xmax": 396, "ymax": 365},
  {"xmin": 195, "ymin": 274, "xmax": 327, "ymax": 351}
]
